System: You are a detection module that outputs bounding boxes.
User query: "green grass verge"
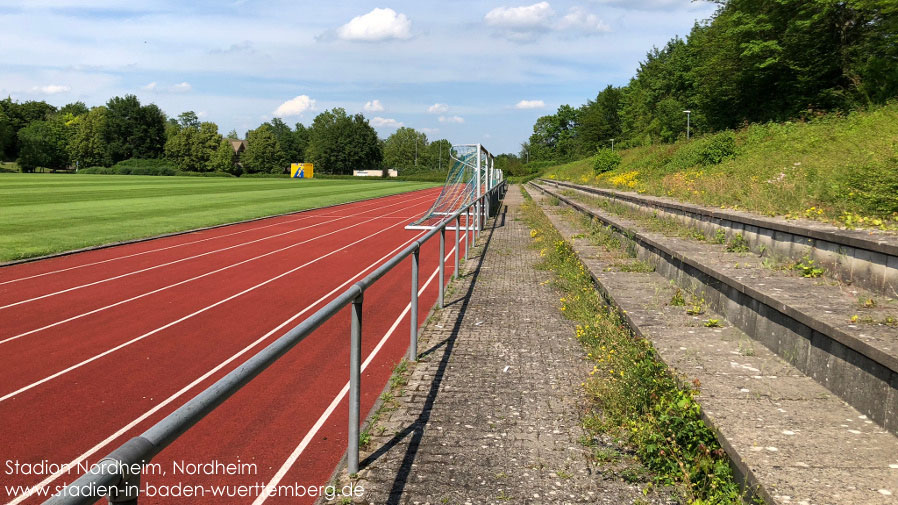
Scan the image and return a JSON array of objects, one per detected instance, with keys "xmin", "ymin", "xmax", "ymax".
[
  {"xmin": 519, "ymin": 186, "xmax": 746, "ymax": 504},
  {"xmin": 543, "ymin": 102, "xmax": 898, "ymax": 230},
  {"xmin": 0, "ymin": 174, "xmax": 438, "ymax": 262}
]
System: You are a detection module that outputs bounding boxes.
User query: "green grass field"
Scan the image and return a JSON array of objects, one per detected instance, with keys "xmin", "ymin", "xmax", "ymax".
[{"xmin": 0, "ymin": 174, "xmax": 438, "ymax": 262}]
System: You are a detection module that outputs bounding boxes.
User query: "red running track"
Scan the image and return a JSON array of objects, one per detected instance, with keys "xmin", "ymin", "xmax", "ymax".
[{"xmin": 0, "ymin": 187, "xmax": 472, "ymax": 505}]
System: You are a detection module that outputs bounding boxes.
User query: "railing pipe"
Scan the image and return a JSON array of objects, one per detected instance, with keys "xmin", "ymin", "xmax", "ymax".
[
  {"xmin": 348, "ymin": 293, "xmax": 363, "ymax": 474},
  {"xmin": 454, "ymin": 215, "xmax": 460, "ymax": 280},
  {"xmin": 438, "ymin": 227, "xmax": 445, "ymax": 309},
  {"xmin": 409, "ymin": 245, "xmax": 419, "ymax": 361}
]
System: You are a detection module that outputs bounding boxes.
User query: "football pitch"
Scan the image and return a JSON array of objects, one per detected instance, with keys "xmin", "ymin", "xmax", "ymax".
[{"xmin": 0, "ymin": 174, "xmax": 438, "ymax": 262}]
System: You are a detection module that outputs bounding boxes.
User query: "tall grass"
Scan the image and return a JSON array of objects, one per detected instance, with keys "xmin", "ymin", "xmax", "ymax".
[{"xmin": 544, "ymin": 103, "xmax": 898, "ymax": 228}]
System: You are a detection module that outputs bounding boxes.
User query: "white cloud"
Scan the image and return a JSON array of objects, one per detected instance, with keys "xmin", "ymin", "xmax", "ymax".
[
  {"xmin": 370, "ymin": 117, "xmax": 403, "ymax": 128},
  {"xmin": 485, "ymin": 2, "xmax": 554, "ymax": 30},
  {"xmin": 558, "ymin": 7, "xmax": 611, "ymax": 33},
  {"xmin": 33, "ymin": 84, "xmax": 70, "ymax": 94},
  {"xmin": 485, "ymin": 2, "xmax": 609, "ymax": 40},
  {"xmin": 364, "ymin": 99, "xmax": 384, "ymax": 112},
  {"xmin": 438, "ymin": 115, "xmax": 464, "ymax": 124},
  {"xmin": 593, "ymin": 0, "xmax": 703, "ymax": 10},
  {"xmin": 274, "ymin": 95, "xmax": 316, "ymax": 117},
  {"xmin": 427, "ymin": 103, "xmax": 449, "ymax": 114},
  {"xmin": 515, "ymin": 99, "xmax": 545, "ymax": 109},
  {"xmin": 420, "ymin": 127, "xmax": 439, "ymax": 134},
  {"xmin": 170, "ymin": 82, "xmax": 192, "ymax": 93},
  {"xmin": 141, "ymin": 81, "xmax": 158, "ymax": 91},
  {"xmin": 337, "ymin": 8, "xmax": 412, "ymax": 42}
]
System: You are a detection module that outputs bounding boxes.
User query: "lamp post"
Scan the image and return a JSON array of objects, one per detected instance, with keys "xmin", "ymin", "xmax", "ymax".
[
  {"xmin": 683, "ymin": 110, "xmax": 691, "ymax": 140},
  {"xmin": 610, "ymin": 138, "xmax": 615, "ymax": 152}
]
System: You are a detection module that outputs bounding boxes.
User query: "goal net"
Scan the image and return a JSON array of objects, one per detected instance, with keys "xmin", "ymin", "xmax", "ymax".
[{"xmin": 406, "ymin": 144, "xmax": 490, "ymax": 230}]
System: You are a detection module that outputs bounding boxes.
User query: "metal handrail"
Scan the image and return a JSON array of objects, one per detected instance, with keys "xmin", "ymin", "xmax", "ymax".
[{"xmin": 42, "ymin": 181, "xmax": 507, "ymax": 505}]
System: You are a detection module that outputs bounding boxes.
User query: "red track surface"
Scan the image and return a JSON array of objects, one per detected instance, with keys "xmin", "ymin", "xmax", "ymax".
[{"xmin": 0, "ymin": 187, "xmax": 469, "ymax": 504}]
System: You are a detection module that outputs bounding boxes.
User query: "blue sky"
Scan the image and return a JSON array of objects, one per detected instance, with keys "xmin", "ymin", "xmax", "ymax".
[{"xmin": 0, "ymin": 0, "xmax": 716, "ymax": 154}]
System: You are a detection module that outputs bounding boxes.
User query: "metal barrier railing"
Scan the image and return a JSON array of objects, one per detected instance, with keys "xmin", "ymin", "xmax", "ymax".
[{"xmin": 42, "ymin": 181, "xmax": 507, "ymax": 505}]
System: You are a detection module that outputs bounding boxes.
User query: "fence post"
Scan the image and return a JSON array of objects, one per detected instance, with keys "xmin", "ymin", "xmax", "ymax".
[
  {"xmin": 454, "ymin": 215, "xmax": 460, "ymax": 280},
  {"xmin": 409, "ymin": 246, "xmax": 419, "ymax": 361},
  {"xmin": 438, "ymin": 226, "xmax": 445, "ymax": 309},
  {"xmin": 465, "ymin": 208, "xmax": 470, "ymax": 262},
  {"xmin": 348, "ymin": 293, "xmax": 363, "ymax": 475}
]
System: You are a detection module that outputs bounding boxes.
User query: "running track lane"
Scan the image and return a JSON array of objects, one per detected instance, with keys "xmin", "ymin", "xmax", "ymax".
[
  {"xmin": 0, "ymin": 189, "xmax": 437, "ymax": 314},
  {"xmin": 1, "ymin": 187, "xmax": 473, "ymax": 504},
  {"xmin": 0, "ymin": 192, "xmax": 438, "ymax": 392}
]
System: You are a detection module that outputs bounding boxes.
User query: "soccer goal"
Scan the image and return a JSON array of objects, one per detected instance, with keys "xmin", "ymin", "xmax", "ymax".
[{"xmin": 406, "ymin": 144, "xmax": 502, "ymax": 230}]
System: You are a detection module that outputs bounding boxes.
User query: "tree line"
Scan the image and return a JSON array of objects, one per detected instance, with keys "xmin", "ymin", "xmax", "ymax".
[
  {"xmin": 0, "ymin": 95, "xmax": 457, "ymax": 176},
  {"xmin": 524, "ymin": 0, "xmax": 898, "ymax": 162}
]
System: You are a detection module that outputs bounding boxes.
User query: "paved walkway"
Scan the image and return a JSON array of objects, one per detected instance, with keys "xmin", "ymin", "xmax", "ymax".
[{"xmin": 347, "ymin": 188, "xmax": 664, "ymax": 505}]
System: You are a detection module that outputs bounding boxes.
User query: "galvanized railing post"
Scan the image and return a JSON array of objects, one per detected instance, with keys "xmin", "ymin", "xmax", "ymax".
[
  {"xmin": 454, "ymin": 215, "xmax": 460, "ymax": 279},
  {"xmin": 409, "ymin": 246, "xmax": 419, "ymax": 361},
  {"xmin": 465, "ymin": 208, "xmax": 470, "ymax": 261},
  {"xmin": 438, "ymin": 226, "xmax": 445, "ymax": 309},
  {"xmin": 348, "ymin": 293, "xmax": 363, "ymax": 475}
]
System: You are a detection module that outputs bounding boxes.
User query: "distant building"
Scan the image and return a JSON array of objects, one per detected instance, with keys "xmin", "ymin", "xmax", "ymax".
[{"xmin": 228, "ymin": 139, "xmax": 247, "ymax": 155}]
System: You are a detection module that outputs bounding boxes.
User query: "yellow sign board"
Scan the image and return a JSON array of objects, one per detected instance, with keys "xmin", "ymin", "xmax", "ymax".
[{"xmin": 290, "ymin": 163, "xmax": 313, "ymax": 178}]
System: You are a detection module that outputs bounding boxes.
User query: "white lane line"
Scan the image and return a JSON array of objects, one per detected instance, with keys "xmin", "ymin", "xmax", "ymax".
[
  {"xmin": 0, "ymin": 188, "xmax": 430, "ymax": 287},
  {"xmin": 0, "ymin": 193, "xmax": 434, "ymax": 310},
  {"xmin": 2, "ymin": 230, "xmax": 433, "ymax": 505},
  {"xmin": 252, "ymin": 242, "xmax": 459, "ymax": 504},
  {"xmin": 0, "ymin": 209, "xmax": 437, "ymax": 403},
  {"xmin": 0, "ymin": 199, "xmax": 429, "ymax": 346}
]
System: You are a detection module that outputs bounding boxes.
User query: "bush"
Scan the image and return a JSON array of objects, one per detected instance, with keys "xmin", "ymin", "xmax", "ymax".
[
  {"xmin": 110, "ymin": 158, "xmax": 178, "ymax": 176},
  {"xmin": 77, "ymin": 161, "xmax": 234, "ymax": 178},
  {"xmin": 240, "ymin": 172, "xmax": 290, "ymax": 178},
  {"xmin": 666, "ymin": 131, "xmax": 737, "ymax": 171},
  {"xmin": 593, "ymin": 148, "xmax": 622, "ymax": 174},
  {"xmin": 698, "ymin": 130, "xmax": 737, "ymax": 165},
  {"xmin": 174, "ymin": 170, "xmax": 234, "ymax": 178}
]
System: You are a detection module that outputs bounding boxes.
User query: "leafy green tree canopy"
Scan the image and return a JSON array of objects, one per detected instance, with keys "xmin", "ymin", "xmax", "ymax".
[{"xmin": 306, "ymin": 108, "xmax": 381, "ymax": 175}]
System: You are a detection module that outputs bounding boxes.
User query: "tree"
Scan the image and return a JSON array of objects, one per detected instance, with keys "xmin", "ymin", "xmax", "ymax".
[
  {"xmin": 305, "ymin": 108, "xmax": 382, "ymax": 175},
  {"xmin": 243, "ymin": 124, "xmax": 285, "ymax": 174},
  {"xmin": 578, "ymin": 85, "xmax": 623, "ymax": 154},
  {"xmin": 68, "ymin": 106, "xmax": 111, "ymax": 168},
  {"xmin": 0, "ymin": 108, "xmax": 12, "ymax": 161},
  {"xmin": 0, "ymin": 98, "xmax": 57, "ymax": 159},
  {"xmin": 226, "ymin": 129, "xmax": 239, "ymax": 140},
  {"xmin": 164, "ymin": 121, "xmax": 222, "ymax": 172},
  {"xmin": 104, "ymin": 95, "xmax": 166, "ymax": 163},
  {"xmin": 207, "ymin": 138, "xmax": 238, "ymax": 175},
  {"xmin": 58, "ymin": 101, "xmax": 89, "ymax": 118},
  {"xmin": 17, "ymin": 119, "xmax": 69, "ymax": 172},
  {"xmin": 383, "ymin": 127, "xmax": 428, "ymax": 172},
  {"xmin": 528, "ymin": 105, "xmax": 580, "ymax": 161},
  {"xmin": 426, "ymin": 139, "xmax": 452, "ymax": 172},
  {"xmin": 177, "ymin": 111, "xmax": 200, "ymax": 129}
]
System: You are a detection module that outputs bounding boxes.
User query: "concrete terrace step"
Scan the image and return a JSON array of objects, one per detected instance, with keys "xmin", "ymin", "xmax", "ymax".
[
  {"xmin": 531, "ymin": 181, "xmax": 898, "ymax": 436},
  {"xmin": 529, "ymin": 187, "xmax": 898, "ymax": 505},
  {"xmin": 540, "ymin": 178, "xmax": 898, "ymax": 298}
]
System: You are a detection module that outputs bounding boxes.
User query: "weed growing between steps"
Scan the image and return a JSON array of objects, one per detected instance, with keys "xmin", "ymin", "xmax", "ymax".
[{"xmin": 520, "ymin": 186, "xmax": 746, "ymax": 505}]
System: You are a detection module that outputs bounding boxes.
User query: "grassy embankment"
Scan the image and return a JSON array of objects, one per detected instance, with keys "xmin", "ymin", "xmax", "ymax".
[
  {"xmin": 0, "ymin": 174, "xmax": 437, "ymax": 262},
  {"xmin": 544, "ymin": 103, "xmax": 898, "ymax": 229},
  {"xmin": 519, "ymin": 186, "xmax": 746, "ymax": 504}
]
